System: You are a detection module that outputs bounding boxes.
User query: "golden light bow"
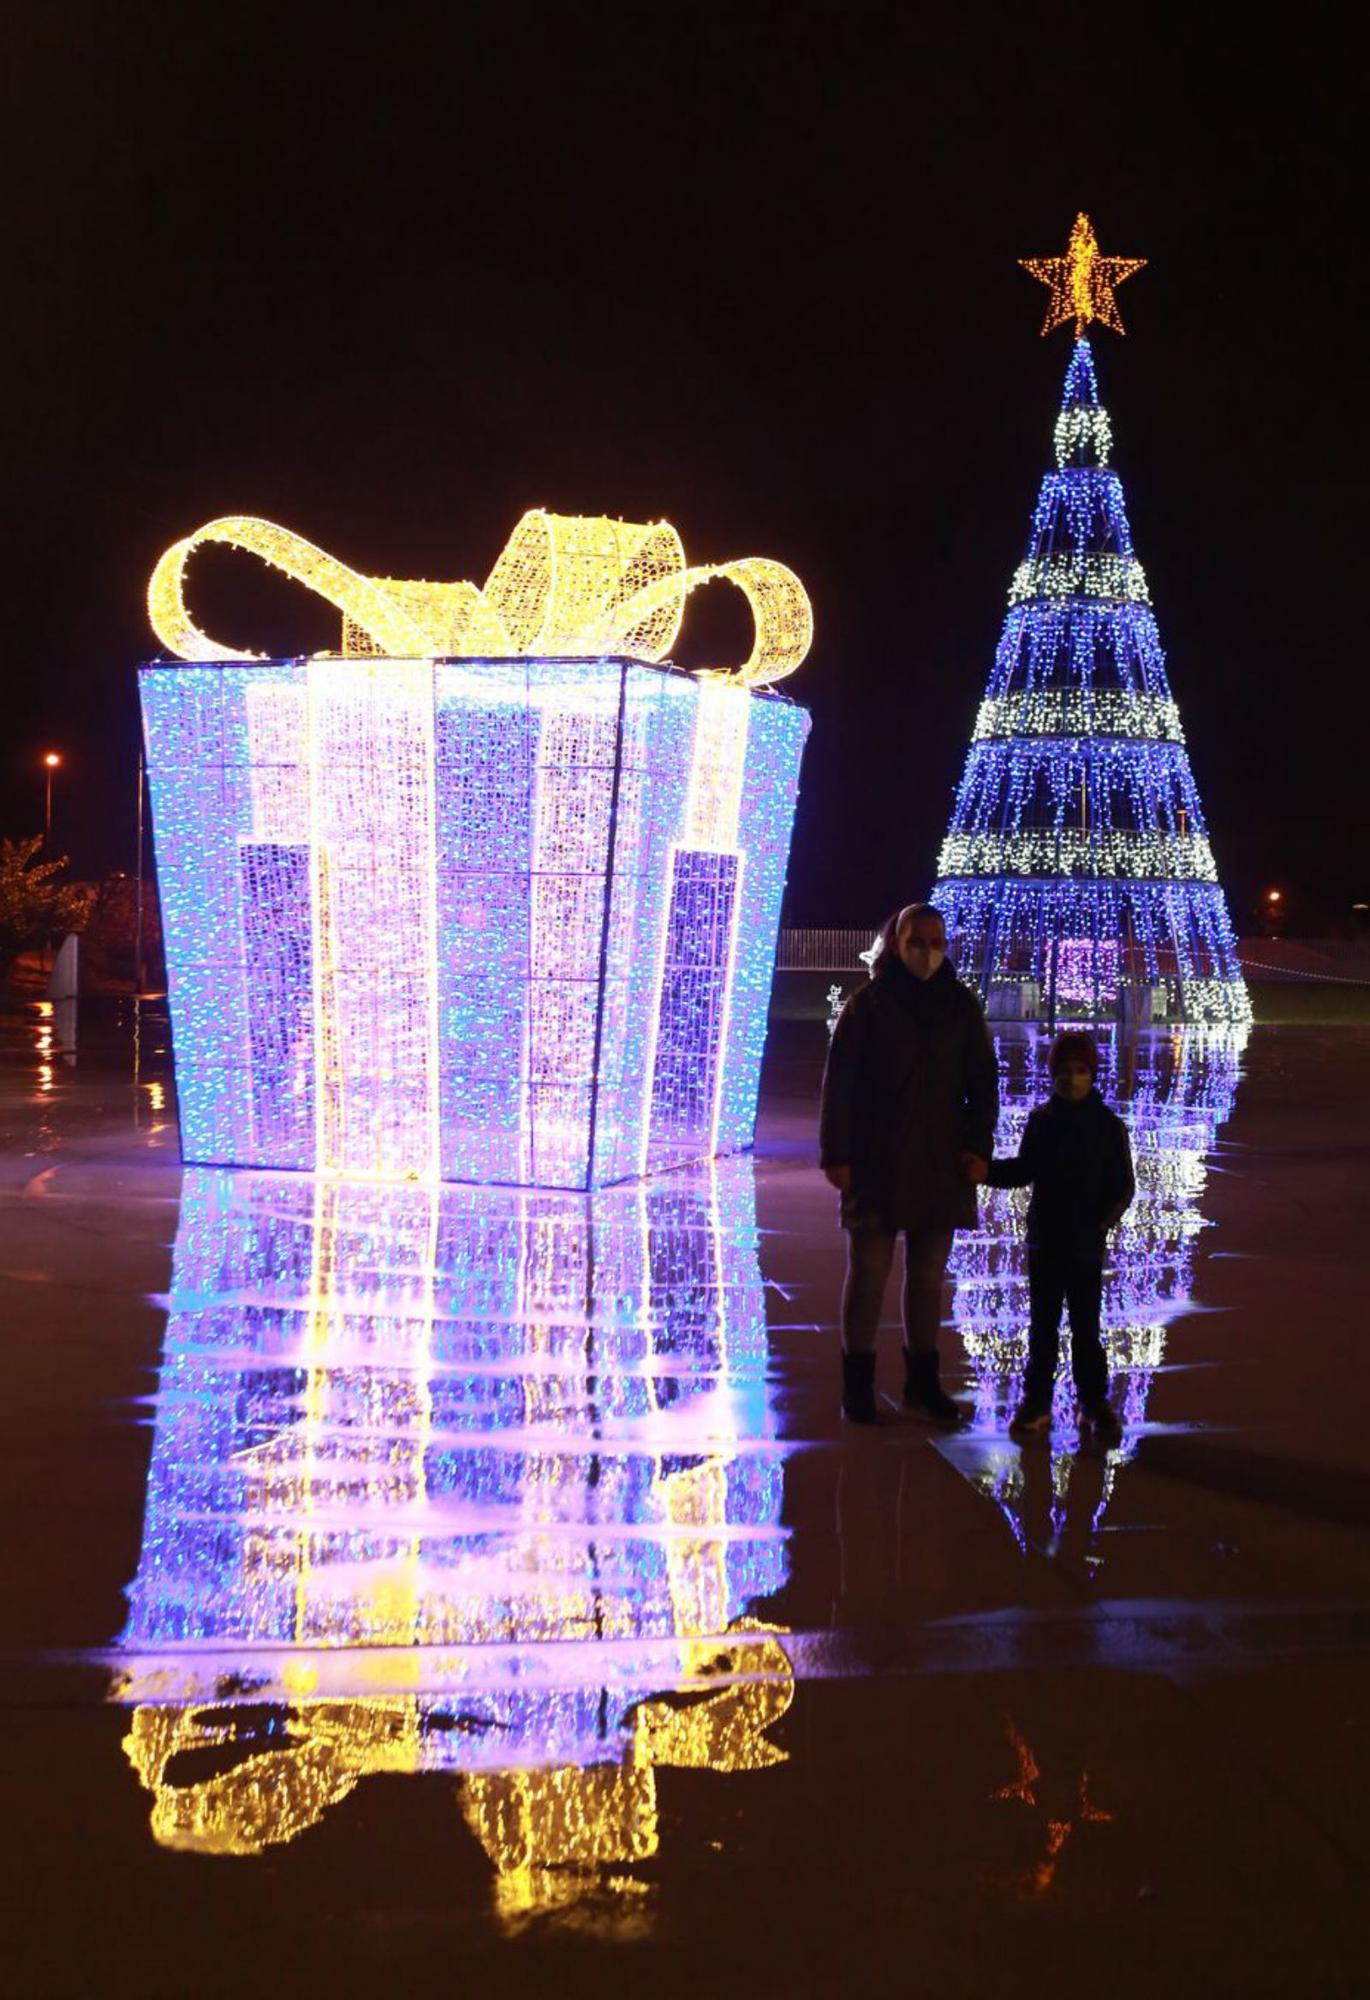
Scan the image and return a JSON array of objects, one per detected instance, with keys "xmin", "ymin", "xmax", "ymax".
[{"xmin": 147, "ymin": 508, "xmax": 813, "ymax": 688}]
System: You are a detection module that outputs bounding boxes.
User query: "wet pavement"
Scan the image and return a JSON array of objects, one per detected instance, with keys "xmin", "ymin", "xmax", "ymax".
[{"xmin": 1, "ymin": 1002, "xmax": 1367, "ymax": 1996}]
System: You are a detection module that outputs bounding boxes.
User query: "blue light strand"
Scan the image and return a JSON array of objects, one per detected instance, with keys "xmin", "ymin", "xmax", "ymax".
[
  {"xmin": 950, "ymin": 1027, "xmax": 1246, "ymax": 1548},
  {"xmin": 141, "ymin": 656, "xmax": 810, "ymax": 1188},
  {"xmin": 121, "ymin": 1160, "xmax": 788, "ymax": 1649},
  {"xmin": 933, "ymin": 338, "xmax": 1249, "ymax": 1022}
]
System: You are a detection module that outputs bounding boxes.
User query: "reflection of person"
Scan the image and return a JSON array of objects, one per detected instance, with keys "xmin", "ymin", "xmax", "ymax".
[
  {"xmin": 820, "ymin": 903, "xmax": 998, "ymax": 1426},
  {"xmin": 985, "ymin": 1031, "xmax": 1134, "ymax": 1444}
]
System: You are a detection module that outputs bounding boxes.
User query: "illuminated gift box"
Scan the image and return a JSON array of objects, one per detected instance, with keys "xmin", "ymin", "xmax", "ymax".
[{"xmin": 140, "ymin": 513, "xmax": 812, "ymax": 1189}]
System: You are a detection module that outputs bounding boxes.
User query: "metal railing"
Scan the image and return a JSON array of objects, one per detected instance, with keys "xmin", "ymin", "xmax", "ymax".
[{"xmin": 775, "ymin": 928, "xmax": 879, "ymax": 970}]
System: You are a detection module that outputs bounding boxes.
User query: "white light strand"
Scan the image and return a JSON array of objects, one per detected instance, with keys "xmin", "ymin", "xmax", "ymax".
[
  {"xmin": 1009, "ymin": 552, "xmax": 1150, "ymax": 607},
  {"xmin": 932, "ymin": 332, "xmax": 1249, "ymax": 1025},
  {"xmin": 937, "ymin": 827, "xmax": 1218, "ymax": 882},
  {"xmin": 117, "ymin": 1158, "xmax": 795, "ymax": 1870},
  {"xmin": 140, "ymin": 656, "xmax": 809, "ymax": 1189},
  {"xmin": 972, "ymin": 690, "xmax": 1183, "ymax": 742},
  {"xmin": 1054, "ymin": 403, "xmax": 1113, "ymax": 466},
  {"xmin": 951, "ymin": 1029, "xmax": 1245, "ymax": 1540}
]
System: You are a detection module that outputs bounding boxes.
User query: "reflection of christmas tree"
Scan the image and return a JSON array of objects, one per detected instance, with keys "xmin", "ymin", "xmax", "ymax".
[
  {"xmin": 947, "ymin": 1026, "xmax": 1246, "ymax": 1554},
  {"xmin": 933, "ymin": 216, "xmax": 1249, "ymax": 1026}
]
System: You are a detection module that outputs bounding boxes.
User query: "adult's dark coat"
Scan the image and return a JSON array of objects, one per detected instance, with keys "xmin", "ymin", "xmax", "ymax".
[{"xmin": 819, "ymin": 957, "xmax": 999, "ymax": 1233}]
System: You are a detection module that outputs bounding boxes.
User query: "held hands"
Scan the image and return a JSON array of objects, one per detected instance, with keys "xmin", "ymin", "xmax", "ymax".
[
  {"xmin": 823, "ymin": 1163, "xmax": 853, "ymax": 1193},
  {"xmin": 960, "ymin": 1152, "xmax": 989, "ymax": 1185}
]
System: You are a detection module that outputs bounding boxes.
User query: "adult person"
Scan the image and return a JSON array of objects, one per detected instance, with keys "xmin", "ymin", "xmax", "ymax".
[{"xmin": 819, "ymin": 903, "xmax": 998, "ymax": 1426}]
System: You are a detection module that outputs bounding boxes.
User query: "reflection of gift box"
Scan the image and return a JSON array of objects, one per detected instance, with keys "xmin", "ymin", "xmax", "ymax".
[
  {"xmin": 117, "ymin": 1164, "xmax": 793, "ymax": 1859},
  {"xmin": 141, "ymin": 655, "xmax": 809, "ymax": 1189}
]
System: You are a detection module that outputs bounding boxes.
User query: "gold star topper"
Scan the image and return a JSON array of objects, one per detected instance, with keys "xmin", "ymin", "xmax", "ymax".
[{"xmin": 1020, "ymin": 213, "xmax": 1146, "ymax": 337}]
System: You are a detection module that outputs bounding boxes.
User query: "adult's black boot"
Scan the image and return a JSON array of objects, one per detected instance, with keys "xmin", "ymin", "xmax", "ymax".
[
  {"xmin": 841, "ymin": 1351, "xmax": 879, "ymax": 1425},
  {"xmin": 903, "ymin": 1348, "xmax": 966, "ymax": 1428}
]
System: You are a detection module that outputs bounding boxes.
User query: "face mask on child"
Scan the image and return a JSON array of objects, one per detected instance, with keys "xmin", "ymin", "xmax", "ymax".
[
  {"xmin": 907, "ymin": 947, "xmax": 945, "ymax": 981},
  {"xmin": 1052, "ymin": 1063, "xmax": 1093, "ymax": 1102}
]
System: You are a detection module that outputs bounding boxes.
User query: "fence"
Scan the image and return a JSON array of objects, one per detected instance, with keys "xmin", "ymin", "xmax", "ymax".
[
  {"xmin": 777, "ymin": 929, "xmax": 1370, "ymax": 984},
  {"xmin": 775, "ymin": 928, "xmax": 879, "ymax": 971}
]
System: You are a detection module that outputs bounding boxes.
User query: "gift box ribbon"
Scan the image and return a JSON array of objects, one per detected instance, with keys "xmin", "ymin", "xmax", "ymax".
[{"xmin": 149, "ymin": 508, "xmax": 812, "ymax": 688}]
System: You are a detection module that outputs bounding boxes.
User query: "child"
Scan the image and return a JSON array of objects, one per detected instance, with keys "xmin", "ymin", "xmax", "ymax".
[{"xmin": 985, "ymin": 1031, "xmax": 1134, "ymax": 1445}]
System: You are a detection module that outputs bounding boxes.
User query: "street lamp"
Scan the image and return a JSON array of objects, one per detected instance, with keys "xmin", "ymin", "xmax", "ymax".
[{"xmin": 42, "ymin": 752, "xmax": 61, "ymax": 844}]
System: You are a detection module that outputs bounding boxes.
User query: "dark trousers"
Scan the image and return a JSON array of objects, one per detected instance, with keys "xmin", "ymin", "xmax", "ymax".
[
  {"xmin": 1025, "ymin": 1237, "xmax": 1109, "ymax": 1405},
  {"xmin": 841, "ymin": 1228, "xmax": 954, "ymax": 1356}
]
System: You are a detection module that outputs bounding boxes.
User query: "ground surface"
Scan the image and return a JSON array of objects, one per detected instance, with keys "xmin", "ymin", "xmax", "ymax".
[{"xmin": 0, "ymin": 1002, "xmax": 1366, "ymax": 1997}]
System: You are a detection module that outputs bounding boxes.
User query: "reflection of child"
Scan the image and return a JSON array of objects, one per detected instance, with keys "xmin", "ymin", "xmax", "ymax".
[{"xmin": 985, "ymin": 1031, "xmax": 1134, "ymax": 1445}]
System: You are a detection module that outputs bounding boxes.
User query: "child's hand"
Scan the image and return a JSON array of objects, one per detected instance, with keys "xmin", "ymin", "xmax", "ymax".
[
  {"xmin": 823, "ymin": 1163, "xmax": 853, "ymax": 1193},
  {"xmin": 961, "ymin": 1152, "xmax": 988, "ymax": 1185}
]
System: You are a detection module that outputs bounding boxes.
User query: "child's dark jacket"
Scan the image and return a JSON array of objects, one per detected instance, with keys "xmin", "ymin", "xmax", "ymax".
[{"xmin": 984, "ymin": 1089, "xmax": 1135, "ymax": 1247}]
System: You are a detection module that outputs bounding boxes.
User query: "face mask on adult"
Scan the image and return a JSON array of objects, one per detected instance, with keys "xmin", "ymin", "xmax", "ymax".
[{"xmin": 898, "ymin": 938, "xmax": 946, "ymax": 981}]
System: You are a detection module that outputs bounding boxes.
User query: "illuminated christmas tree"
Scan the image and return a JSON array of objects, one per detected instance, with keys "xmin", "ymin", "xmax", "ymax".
[{"xmin": 933, "ymin": 216, "xmax": 1250, "ymax": 1025}]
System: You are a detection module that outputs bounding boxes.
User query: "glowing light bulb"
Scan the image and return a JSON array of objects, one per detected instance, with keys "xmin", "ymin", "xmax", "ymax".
[
  {"xmin": 932, "ymin": 258, "xmax": 1248, "ymax": 1026},
  {"xmin": 139, "ymin": 651, "xmax": 809, "ymax": 1184},
  {"xmin": 147, "ymin": 510, "xmax": 812, "ymax": 690},
  {"xmin": 1020, "ymin": 213, "xmax": 1146, "ymax": 338}
]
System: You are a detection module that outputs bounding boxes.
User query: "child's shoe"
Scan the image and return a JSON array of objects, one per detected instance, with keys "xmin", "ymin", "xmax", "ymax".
[
  {"xmin": 1082, "ymin": 1399, "xmax": 1122, "ymax": 1447},
  {"xmin": 1009, "ymin": 1397, "xmax": 1052, "ymax": 1440}
]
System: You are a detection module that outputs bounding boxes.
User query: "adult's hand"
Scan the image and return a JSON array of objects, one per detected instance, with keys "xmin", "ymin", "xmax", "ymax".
[
  {"xmin": 960, "ymin": 1152, "xmax": 988, "ymax": 1185},
  {"xmin": 823, "ymin": 1163, "xmax": 853, "ymax": 1193}
]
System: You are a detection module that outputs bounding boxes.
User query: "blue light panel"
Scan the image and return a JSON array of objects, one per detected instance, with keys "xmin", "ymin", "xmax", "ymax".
[{"xmin": 140, "ymin": 656, "xmax": 809, "ymax": 1189}]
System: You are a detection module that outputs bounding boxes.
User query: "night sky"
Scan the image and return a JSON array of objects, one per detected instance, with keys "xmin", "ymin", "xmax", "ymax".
[{"xmin": 2, "ymin": 4, "xmax": 1363, "ymax": 932}]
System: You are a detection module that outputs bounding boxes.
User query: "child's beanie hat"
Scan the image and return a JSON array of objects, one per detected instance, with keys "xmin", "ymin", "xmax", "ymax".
[{"xmin": 1049, "ymin": 1030, "xmax": 1100, "ymax": 1076}]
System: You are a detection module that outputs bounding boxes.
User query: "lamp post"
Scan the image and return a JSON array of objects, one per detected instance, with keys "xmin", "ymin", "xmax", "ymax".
[
  {"xmin": 42, "ymin": 752, "xmax": 61, "ymax": 844},
  {"xmin": 135, "ymin": 749, "xmax": 146, "ymax": 999}
]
